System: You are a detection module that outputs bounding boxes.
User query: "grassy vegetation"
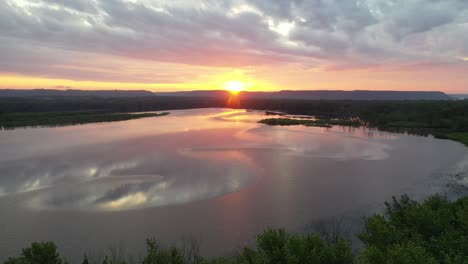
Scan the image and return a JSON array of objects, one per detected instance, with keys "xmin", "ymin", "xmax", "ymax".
[
  {"xmin": 324, "ymin": 119, "xmax": 361, "ymax": 127},
  {"xmin": 0, "ymin": 112, "xmax": 169, "ymax": 129},
  {"xmin": 351, "ymin": 101, "xmax": 468, "ymax": 147},
  {"xmin": 6, "ymin": 195, "xmax": 468, "ymax": 264},
  {"xmin": 446, "ymin": 133, "xmax": 468, "ymax": 146},
  {"xmin": 256, "ymin": 100, "xmax": 468, "ymax": 147},
  {"xmin": 259, "ymin": 117, "xmax": 360, "ymax": 128},
  {"xmin": 385, "ymin": 121, "xmax": 433, "ymax": 128},
  {"xmin": 259, "ymin": 118, "xmax": 330, "ymax": 127}
]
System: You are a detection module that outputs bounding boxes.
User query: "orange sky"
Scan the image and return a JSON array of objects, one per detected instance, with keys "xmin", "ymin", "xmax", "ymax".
[
  {"xmin": 2, "ymin": 62, "xmax": 467, "ymax": 93},
  {"xmin": 1, "ymin": 0, "xmax": 467, "ymax": 93}
]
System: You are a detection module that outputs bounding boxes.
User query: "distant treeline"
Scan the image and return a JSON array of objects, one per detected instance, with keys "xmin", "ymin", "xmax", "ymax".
[
  {"xmin": 249, "ymin": 99, "xmax": 468, "ymax": 146},
  {"xmin": 5, "ymin": 195, "xmax": 468, "ymax": 264},
  {"xmin": 0, "ymin": 89, "xmax": 452, "ymax": 100},
  {"xmin": 0, "ymin": 96, "xmax": 227, "ymax": 114},
  {"xmin": 0, "ymin": 96, "xmax": 467, "ymax": 145},
  {"xmin": 1, "ymin": 96, "xmax": 466, "ymax": 120},
  {"xmin": 0, "ymin": 112, "xmax": 169, "ymax": 129}
]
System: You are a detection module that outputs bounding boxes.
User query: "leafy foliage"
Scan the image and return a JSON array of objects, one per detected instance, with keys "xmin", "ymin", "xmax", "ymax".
[
  {"xmin": 257, "ymin": 100, "xmax": 468, "ymax": 147},
  {"xmin": 204, "ymin": 228, "xmax": 354, "ymax": 264},
  {"xmin": 4, "ymin": 241, "xmax": 63, "ymax": 264},
  {"xmin": 359, "ymin": 195, "xmax": 468, "ymax": 264},
  {"xmin": 4, "ymin": 195, "xmax": 468, "ymax": 264},
  {"xmin": 142, "ymin": 239, "xmax": 189, "ymax": 264}
]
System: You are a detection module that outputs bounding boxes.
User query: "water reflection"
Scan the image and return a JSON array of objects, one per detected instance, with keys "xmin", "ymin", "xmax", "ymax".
[
  {"xmin": 1, "ymin": 132, "xmax": 259, "ymax": 211},
  {"xmin": 0, "ymin": 108, "xmax": 465, "ymax": 213},
  {"xmin": 1, "ymin": 108, "xmax": 468, "ymax": 262}
]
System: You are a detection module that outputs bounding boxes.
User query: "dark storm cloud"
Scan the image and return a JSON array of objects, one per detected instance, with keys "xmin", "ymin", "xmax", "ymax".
[{"xmin": 0, "ymin": 0, "xmax": 467, "ymax": 80}]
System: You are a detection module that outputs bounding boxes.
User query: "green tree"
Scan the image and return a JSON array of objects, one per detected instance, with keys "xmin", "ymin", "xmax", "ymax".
[
  {"xmin": 4, "ymin": 241, "xmax": 63, "ymax": 264},
  {"xmin": 358, "ymin": 195, "xmax": 468, "ymax": 264}
]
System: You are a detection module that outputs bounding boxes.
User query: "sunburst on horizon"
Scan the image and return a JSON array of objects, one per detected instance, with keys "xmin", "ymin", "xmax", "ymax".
[{"xmin": 223, "ymin": 80, "xmax": 250, "ymax": 95}]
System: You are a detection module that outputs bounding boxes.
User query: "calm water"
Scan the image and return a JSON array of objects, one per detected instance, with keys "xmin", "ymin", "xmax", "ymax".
[{"xmin": 1, "ymin": 108, "xmax": 467, "ymax": 261}]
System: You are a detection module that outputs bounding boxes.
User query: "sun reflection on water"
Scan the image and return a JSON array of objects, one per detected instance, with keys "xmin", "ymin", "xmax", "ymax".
[{"xmin": 0, "ymin": 108, "xmax": 404, "ymax": 212}]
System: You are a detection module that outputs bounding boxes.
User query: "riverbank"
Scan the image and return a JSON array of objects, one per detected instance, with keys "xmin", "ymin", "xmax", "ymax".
[
  {"xmin": 1, "ymin": 97, "xmax": 467, "ymax": 143},
  {"xmin": 0, "ymin": 112, "xmax": 169, "ymax": 129},
  {"xmin": 259, "ymin": 113, "xmax": 468, "ymax": 148},
  {"xmin": 443, "ymin": 133, "xmax": 468, "ymax": 146}
]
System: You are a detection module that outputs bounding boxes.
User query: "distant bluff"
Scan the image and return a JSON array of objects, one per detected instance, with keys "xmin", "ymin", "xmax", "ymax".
[
  {"xmin": 0, "ymin": 89, "xmax": 452, "ymax": 100},
  {"xmin": 157, "ymin": 90, "xmax": 452, "ymax": 100}
]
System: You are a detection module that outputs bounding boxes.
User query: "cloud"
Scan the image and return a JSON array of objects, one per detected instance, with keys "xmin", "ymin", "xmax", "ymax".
[
  {"xmin": 0, "ymin": 0, "xmax": 467, "ymax": 83},
  {"xmin": 42, "ymin": 0, "xmax": 98, "ymax": 13}
]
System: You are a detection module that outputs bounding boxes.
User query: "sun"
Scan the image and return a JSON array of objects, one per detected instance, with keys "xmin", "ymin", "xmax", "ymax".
[{"xmin": 223, "ymin": 80, "xmax": 246, "ymax": 95}]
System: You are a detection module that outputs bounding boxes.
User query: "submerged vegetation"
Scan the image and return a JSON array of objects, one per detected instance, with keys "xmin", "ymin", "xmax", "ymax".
[
  {"xmin": 0, "ymin": 112, "xmax": 169, "ymax": 129},
  {"xmin": 259, "ymin": 118, "xmax": 330, "ymax": 127},
  {"xmin": 259, "ymin": 117, "xmax": 361, "ymax": 128},
  {"xmin": 5, "ymin": 195, "xmax": 468, "ymax": 264},
  {"xmin": 257, "ymin": 100, "xmax": 468, "ymax": 147}
]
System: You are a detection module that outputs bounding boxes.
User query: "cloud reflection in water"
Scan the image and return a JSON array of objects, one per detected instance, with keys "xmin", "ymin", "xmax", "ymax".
[
  {"xmin": 22, "ymin": 147, "xmax": 258, "ymax": 211},
  {"xmin": 0, "ymin": 109, "xmax": 399, "ymax": 211}
]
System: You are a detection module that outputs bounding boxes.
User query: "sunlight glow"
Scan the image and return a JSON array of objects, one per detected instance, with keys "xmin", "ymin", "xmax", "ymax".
[
  {"xmin": 224, "ymin": 80, "xmax": 248, "ymax": 94},
  {"xmin": 268, "ymin": 20, "xmax": 295, "ymax": 37},
  {"xmin": 0, "ymin": 75, "xmax": 203, "ymax": 91}
]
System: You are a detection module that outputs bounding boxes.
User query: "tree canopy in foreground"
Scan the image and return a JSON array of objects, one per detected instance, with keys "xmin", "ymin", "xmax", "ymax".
[{"xmin": 4, "ymin": 195, "xmax": 468, "ymax": 264}]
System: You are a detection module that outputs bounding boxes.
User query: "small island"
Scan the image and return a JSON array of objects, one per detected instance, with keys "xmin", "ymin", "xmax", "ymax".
[{"xmin": 0, "ymin": 112, "xmax": 170, "ymax": 129}]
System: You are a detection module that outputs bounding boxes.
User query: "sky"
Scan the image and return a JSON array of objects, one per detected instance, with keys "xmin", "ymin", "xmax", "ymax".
[{"xmin": 0, "ymin": 0, "xmax": 467, "ymax": 93}]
